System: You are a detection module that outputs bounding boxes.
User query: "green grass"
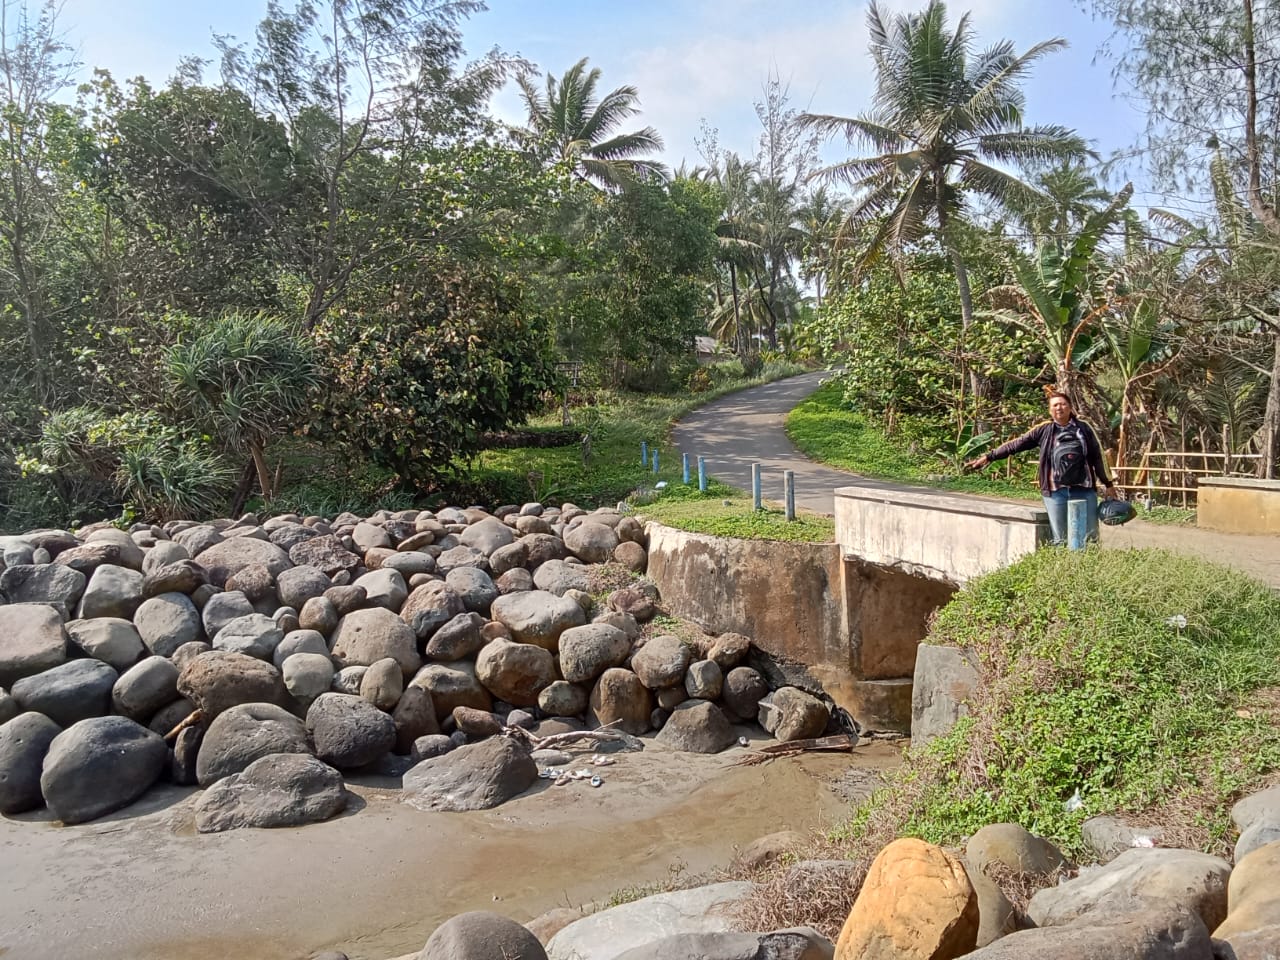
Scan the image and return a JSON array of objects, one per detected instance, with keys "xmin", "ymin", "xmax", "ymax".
[
  {"xmin": 635, "ymin": 480, "xmax": 835, "ymax": 543},
  {"xmin": 786, "ymin": 381, "xmax": 1040, "ymax": 501},
  {"xmin": 1140, "ymin": 504, "xmax": 1198, "ymax": 525},
  {"xmin": 851, "ymin": 547, "xmax": 1280, "ymax": 857}
]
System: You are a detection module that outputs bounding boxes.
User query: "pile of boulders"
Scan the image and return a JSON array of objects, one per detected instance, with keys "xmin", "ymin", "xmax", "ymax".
[{"xmin": 0, "ymin": 503, "xmax": 834, "ymax": 828}]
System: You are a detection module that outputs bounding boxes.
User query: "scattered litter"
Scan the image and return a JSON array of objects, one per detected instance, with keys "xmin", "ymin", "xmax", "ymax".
[
  {"xmin": 1166, "ymin": 614, "xmax": 1188, "ymax": 630},
  {"xmin": 554, "ymin": 774, "xmax": 571, "ymax": 786},
  {"xmin": 1131, "ymin": 835, "xmax": 1156, "ymax": 848},
  {"xmin": 737, "ymin": 736, "xmax": 749, "ymax": 747},
  {"xmin": 655, "ymin": 481, "xmax": 668, "ymax": 489},
  {"xmin": 590, "ymin": 754, "xmax": 615, "ymax": 766},
  {"xmin": 573, "ymin": 769, "xmax": 592, "ymax": 780},
  {"xmin": 590, "ymin": 775, "xmax": 603, "ymax": 788},
  {"xmin": 1064, "ymin": 788, "xmax": 1084, "ymax": 812}
]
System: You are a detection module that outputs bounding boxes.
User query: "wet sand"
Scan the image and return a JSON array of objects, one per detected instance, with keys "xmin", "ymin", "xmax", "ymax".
[{"xmin": 0, "ymin": 738, "xmax": 902, "ymax": 960}]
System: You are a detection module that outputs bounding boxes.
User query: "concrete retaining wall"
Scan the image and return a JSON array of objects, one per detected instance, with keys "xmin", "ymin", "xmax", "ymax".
[
  {"xmin": 1198, "ymin": 477, "xmax": 1280, "ymax": 535},
  {"xmin": 644, "ymin": 523, "xmax": 954, "ymax": 732}
]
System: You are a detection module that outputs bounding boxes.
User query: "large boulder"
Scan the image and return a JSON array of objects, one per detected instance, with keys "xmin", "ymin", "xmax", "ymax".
[
  {"xmin": 0, "ymin": 604, "xmax": 68, "ymax": 686},
  {"xmin": 490, "ymin": 590, "xmax": 587, "ymax": 651},
  {"xmin": 1216, "ymin": 842, "xmax": 1280, "ymax": 939},
  {"xmin": 53, "ymin": 541, "xmax": 130, "ymax": 576},
  {"xmin": 437, "ymin": 545, "xmax": 490, "ymax": 575},
  {"xmin": 458, "ymin": 518, "xmax": 515, "ymax": 555},
  {"xmin": 275, "ymin": 566, "xmax": 332, "ymax": 612},
  {"xmin": 411, "ymin": 661, "xmax": 492, "ymax": 720},
  {"xmin": 111, "ymin": 656, "xmax": 180, "ymax": 722},
  {"xmin": 134, "ymin": 592, "xmax": 204, "ymax": 657},
  {"xmin": 195, "ymin": 537, "xmax": 292, "ymax": 587},
  {"xmin": 64, "ymin": 617, "xmax": 144, "ymax": 672},
  {"xmin": 538, "ymin": 680, "xmax": 589, "ymax": 718},
  {"xmin": 522, "ymin": 533, "xmax": 568, "ymax": 569},
  {"xmin": 612, "ymin": 928, "xmax": 832, "ymax": 960},
  {"xmin": 475, "ymin": 638, "xmax": 557, "ymax": 707},
  {"xmin": 589, "ymin": 668, "xmax": 652, "ymax": 735},
  {"xmin": 656, "ymin": 700, "xmax": 734, "ymax": 754},
  {"xmin": 330, "ymin": 607, "xmax": 422, "ymax": 677},
  {"xmin": 73, "ymin": 564, "xmax": 141, "ymax": 621},
  {"xmin": 445, "ymin": 567, "xmax": 499, "ymax": 615},
  {"xmin": 758, "ymin": 687, "xmax": 829, "ymax": 742},
  {"xmin": 630, "ymin": 635, "xmax": 691, "ymax": 690},
  {"xmin": 835, "ymin": 837, "xmax": 979, "ymax": 960},
  {"xmin": 360, "ymin": 657, "xmax": 404, "ymax": 710},
  {"xmin": 563, "ymin": 521, "xmax": 618, "ymax": 564},
  {"xmin": 546, "ymin": 882, "xmax": 756, "ymax": 960},
  {"xmin": 393, "ymin": 685, "xmax": 442, "ymax": 754},
  {"xmin": 558, "ymin": 623, "xmax": 630, "ymax": 683},
  {"xmin": 400, "ymin": 581, "xmax": 466, "ymax": 640},
  {"xmin": 685, "ymin": 660, "xmax": 723, "ymax": 700},
  {"xmin": 211, "ymin": 613, "xmax": 285, "ymax": 661},
  {"xmin": 1028, "ymin": 848, "xmax": 1230, "ymax": 931},
  {"xmin": 11, "ymin": 659, "xmax": 117, "ymax": 727},
  {"xmin": 722, "ymin": 667, "xmax": 768, "ymax": 720},
  {"xmin": 194, "ymin": 752, "xmax": 348, "ymax": 833},
  {"xmin": 306, "ymin": 692, "xmax": 396, "ymax": 769},
  {"xmin": 424, "ymin": 611, "xmax": 486, "ymax": 661},
  {"xmin": 172, "ymin": 525, "xmax": 224, "ymax": 558},
  {"xmin": 288, "ymin": 535, "xmax": 361, "ymax": 578},
  {"xmin": 351, "ymin": 521, "xmax": 392, "ymax": 552},
  {"xmin": 83, "ymin": 528, "xmax": 145, "ymax": 569},
  {"xmin": 966, "ymin": 823, "xmax": 1067, "ymax": 877},
  {"xmin": 39, "ymin": 716, "xmax": 167, "ymax": 824},
  {"xmin": 0, "ymin": 712, "xmax": 61, "ymax": 814},
  {"xmin": 0, "ymin": 563, "xmax": 86, "ymax": 609},
  {"xmin": 402, "ymin": 735, "xmax": 536, "ymax": 812},
  {"xmin": 532, "ymin": 559, "xmax": 592, "ymax": 597},
  {"xmin": 141, "ymin": 559, "xmax": 208, "ymax": 598},
  {"xmin": 964, "ymin": 901, "xmax": 1213, "ymax": 959},
  {"xmin": 201, "ymin": 590, "xmax": 256, "ymax": 638},
  {"xmin": 911, "ymin": 644, "xmax": 979, "ymax": 747},
  {"xmin": 421, "ymin": 910, "xmax": 547, "ymax": 960},
  {"xmin": 177, "ymin": 651, "xmax": 289, "ymax": 719},
  {"xmin": 282, "ymin": 652, "xmax": 336, "ymax": 705},
  {"xmin": 196, "ymin": 701, "xmax": 313, "ymax": 785},
  {"xmin": 353, "ymin": 568, "xmax": 408, "ymax": 612}
]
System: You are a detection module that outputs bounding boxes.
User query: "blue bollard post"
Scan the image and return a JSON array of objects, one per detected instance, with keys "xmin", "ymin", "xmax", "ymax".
[
  {"xmin": 640, "ymin": 440, "xmax": 648, "ymax": 466},
  {"xmin": 751, "ymin": 463, "xmax": 762, "ymax": 510},
  {"xmin": 682, "ymin": 453, "xmax": 690, "ymax": 484},
  {"xmin": 652, "ymin": 449, "xmax": 660, "ymax": 474},
  {"xmin": 697, "ymin": 457, "xmax": 707, "ymax": 492},
  {"xmin": 784, "ymin": 470, "xmax": 795, "ymax": 521},
  {"xmin": 1067, "ymin": 499, "xmax": 1087, "ymax": 550}
]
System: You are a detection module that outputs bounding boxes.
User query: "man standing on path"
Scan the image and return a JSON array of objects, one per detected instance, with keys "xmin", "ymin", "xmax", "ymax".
[{"xmin": 965, "ymin": 392, "xmax": 1119, "ymax": 544}]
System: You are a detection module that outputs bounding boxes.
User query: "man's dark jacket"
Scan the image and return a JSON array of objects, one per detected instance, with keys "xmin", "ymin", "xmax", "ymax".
[{"xmin": 987, "ymin": 417, "xmax": 1114, "ymax": 495}]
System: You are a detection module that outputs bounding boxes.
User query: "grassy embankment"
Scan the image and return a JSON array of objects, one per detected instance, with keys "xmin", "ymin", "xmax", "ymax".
[
  {"xmin": 739, "ymin": 546, "xmax": 1280, "ymax": 937},
  {"xmin": 786, "ymin": 381, "xmax": 1198, "ymax": 524},
  {"xmin": 263, "ymin": 364, "xmax": 834, "ymax": 543}
]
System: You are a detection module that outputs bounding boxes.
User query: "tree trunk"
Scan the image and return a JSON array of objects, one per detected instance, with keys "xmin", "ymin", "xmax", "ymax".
[
  {"xmin": 249, "ymin": 439, "xmax": 274, "ymax": 502},
  {"xmin": 1243, "ymin": 0, "xmax": 1280, "ymax": 236},
  {"xmin": 729, "ymin": 262, "xmax": 744, "ymax": 356},
  {"xmin": 1259, "ymin": 329, "xmax": 1280, "ymax": 479}
]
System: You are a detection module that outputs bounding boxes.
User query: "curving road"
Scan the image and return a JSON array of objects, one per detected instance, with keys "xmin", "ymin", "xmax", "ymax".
[{"xmin": 671, "ymin": 372, "xmax": 1280, "ymax": 588}]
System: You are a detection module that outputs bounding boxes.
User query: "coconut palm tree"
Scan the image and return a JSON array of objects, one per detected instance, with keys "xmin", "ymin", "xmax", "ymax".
[
  {"xmin": 517, "ymin": 58, "xmax": 666, "ymax": 190},
  {"xmin": 799, "ymin": 0, "xmax": 1087, "ymax": 400}
]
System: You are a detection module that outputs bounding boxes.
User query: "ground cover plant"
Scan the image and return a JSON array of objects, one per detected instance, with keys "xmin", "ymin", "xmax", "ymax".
[{"xmin": 739, "ymin": 546, "xmax": 1280, "ymax": 938}]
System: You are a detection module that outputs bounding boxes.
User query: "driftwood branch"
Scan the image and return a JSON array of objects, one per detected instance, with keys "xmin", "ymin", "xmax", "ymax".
[
  {"xmin": 733, "ymin": 734, "xmax": 857, "ymax": 766},
  {"xmin": 503, "ymin": 720, "xmax": 645, "ymax": 754},
  {"xmin": 163, "ymin": 709, "xmax": 204, "ymax": 742}
]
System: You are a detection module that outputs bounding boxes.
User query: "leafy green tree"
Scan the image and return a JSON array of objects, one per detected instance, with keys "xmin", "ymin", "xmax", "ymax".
[
  {"xmin": 800, "ymin": 0, "xmax": 1086, "ymax": 404},
  {"xmin": 168, "ymin": 312, "xmax": 316, "ymax": 500},
  {"xmin": 517, "ymin": 57, "xmax": 665, "ymax": 189}
]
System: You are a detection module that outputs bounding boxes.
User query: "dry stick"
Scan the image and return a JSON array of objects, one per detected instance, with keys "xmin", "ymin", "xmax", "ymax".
[
  {"xmin": 163, "ymin": 709, "xmax": 204, "ymax": 742},
  {"xmin": 732, "ymin": 734, "xmax": 857, "ymax": 767},
  {"xmin": 502, "ymin": 720, "xmax": 645, "ymax": 754}
]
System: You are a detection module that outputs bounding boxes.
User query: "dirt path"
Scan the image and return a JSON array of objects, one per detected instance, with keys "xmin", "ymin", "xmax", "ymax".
[
  {"xmin": 672, "ymin": 372, "xmax": 1280, "ymax": 588},
  {"xmin": 0, "ymin": 736, "xmax": 901, "ymax": 960}
]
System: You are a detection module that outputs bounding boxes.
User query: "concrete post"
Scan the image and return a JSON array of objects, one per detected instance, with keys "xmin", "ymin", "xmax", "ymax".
[
  {"xmin": 652, "ymin": 449, "xmax": 660, "ymax": 474},
  {"xmin": 784, "ymin": 470, "xmax": 795, "ymax": 521},
  {"xmin": 640, "ymin": 441, "xmax": 648, "ymax": 466},
  {"xmin": 751, "ymin": 464, "xmax": 762, "ymax": 510},
  {"xmin": 698, "ymin": 457, "xmax": 707, "ymax": 492},
  {"xmin": 1067, "ymin": 499, "xmax": 1087, "ymax": 550},
  {"xmin": 682, "ymin": 453, "xmax": 690, "ymax": 484}
]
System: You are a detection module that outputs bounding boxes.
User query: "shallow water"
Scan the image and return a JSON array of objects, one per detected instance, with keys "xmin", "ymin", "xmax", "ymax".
[{"xmin": 0, "ymin": 738, "xmax": 901, "ymax": 960}]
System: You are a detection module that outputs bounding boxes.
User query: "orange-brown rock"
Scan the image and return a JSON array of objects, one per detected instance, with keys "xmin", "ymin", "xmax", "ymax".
[{"xmin": 835, "ymin": 837, "xmax": 979, "ymax": 960}]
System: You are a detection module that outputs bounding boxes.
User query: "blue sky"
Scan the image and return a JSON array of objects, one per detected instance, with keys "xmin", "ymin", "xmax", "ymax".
[{"xmin": 56, "ymin": 0, "xmax": 1169, "ymax": 204}]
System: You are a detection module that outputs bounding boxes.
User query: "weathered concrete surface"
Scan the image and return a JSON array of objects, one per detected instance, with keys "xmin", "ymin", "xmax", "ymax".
[
  {"xmin": 1198, "ymin": 477, "xmax": 1280, "ymax": 536},
  {"xmin": 911, "ymin": 644, "xmax": 979, "ymax": 746},
  {"xmin": 645, "ymin": 524, "xmax": 953, "ymax": 725},
  {"xmin": 834, "ymin": 484, "xmax": 1050, "ymax": 585}
]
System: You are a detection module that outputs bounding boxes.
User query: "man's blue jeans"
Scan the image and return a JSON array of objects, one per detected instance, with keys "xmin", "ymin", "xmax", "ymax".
[{"xmin": 1042, "ymin": 487, "xmax": 1099, "ymax": 545}]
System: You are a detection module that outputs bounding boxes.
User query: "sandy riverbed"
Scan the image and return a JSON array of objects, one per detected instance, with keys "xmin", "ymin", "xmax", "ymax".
[{"xmin": 0, "ymin": 736, "xmax": 902, "ymax": 960}]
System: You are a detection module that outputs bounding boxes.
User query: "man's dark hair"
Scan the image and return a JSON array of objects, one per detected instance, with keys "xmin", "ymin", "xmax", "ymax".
[{"xmin": 1047, "ymin": 391, "xmax": 1072, "ymax": 405}]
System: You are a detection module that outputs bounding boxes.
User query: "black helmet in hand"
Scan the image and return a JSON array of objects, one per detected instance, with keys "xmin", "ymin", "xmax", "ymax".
[{"xmin": 1099, "ymin": 498, "xmax": 1136, "ymax": 526}]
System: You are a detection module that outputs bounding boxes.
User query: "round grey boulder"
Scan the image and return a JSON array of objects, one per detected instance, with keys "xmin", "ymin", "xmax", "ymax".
[
  {"xmin": 563, "ymin": 521, "xmax": 618, "ymax": 564},
  {"xmin": 531, "ymin": 559, "xmax": 592, "ymax": 597},
  {"xmin": 0, "ymin": 563, "xmax": 86, "ymax": 609},
  {"xmin": 419, "ymin": 910, "xmax": 547, "ymax": 960},
  {"xmin": 273, "ymin": 629, "xmax": 330, "ymax": 667},
  {"xmin": 177, "ymin": 651, "xmax": 289, "ymax": 719},
  {"xmin": 353, "ymin": 568, "xmax": 408, "ymax": 613},
  {"xmin": 631, "ymin": 635, "xmax": 692, "ymax": 690},
  {"xmin": 141, "ymin": 559, "xmax": 208, "ymax": 598},
  {"xmin": 444, "ymin": 567, "xmax": 499, "ymax": 615},
  {"xmin": 411, "ymin": 662, "xmax": 492, "ymax": 720},
  {"xmin": 685, "ymin": 660, "xmax": 723, "ymax": 700},
  {"xmin": 558, "ymin": 623, "xmax": 630, "ymax": 684},
  {"xmin": 722, "ymin": 667, "xmax": 768, "ymax": 719},
  {"xmin": 330, "ymin": 607, "xmax": 422, "ymax": 677},
  {"xmin": 40, "ymin": 716, "xmax": 167, "ymax": 824},
  {"xmin": 475, "ymin": 638, "xmax": 556, "ymax": 707},
  {"xmin": 64, "ymin": 617, "xmax": 144, "ymax": 672},
  {"xmin": 458, "ymin": 518, "xmax": 515, "ymax": 556},
  {"xmin": 194, "ymin": 753, "xmax": 347, "ymax": 833},
  {"xmin": 758, "ymin": 687, "xmax": 829, "ymax": 742},
  {"xmin": 141, "ymin": 540, "xmax": 189, "ymax": 574},
  {"xmin": 275, "ymin": 565, "xmax": 331, "ymax": 611},
  {"xmin": 360, "ymin": 657, "xmax": 404, "ymax": 711},
  {"xmin": 196, "ymin": 702, "xmax": 313, "ymax": 786},
  {"xmin": 489, "ymin": 590, "xmax": 586, "ymax": 651},
  {"xmin": 0, "ymin": 604, "xmax": 69, "ymax": 686},
  {"xmin": 194, "ymin": 537, "xmax": 292, "ymax": 588},
  {"xmin": 656, "ymin": 700, "xmax": 734, "ymax": 754},
  {"xmin": 111, "ymin": 656, "xmax": 180, "ymax": 722},
  {"xmin": 212, "ymin": 613, "xmax": 285, "ymax": 661},
  {"xmin": 76, "ymin": 563, "xmax": 144, "ymax": 620},
  {"xmin": 201, "ymin": 590, "xmax": 255, "ymax": 638},
  {"xmin": 299, "ymin": 596, "xmax": 339, "ymax": 636},
  {"xmin": 538, "ymin": 680, "xmax": 588, "ymax": 717},
  {"xmin": 282, "ymin": 652, "xmax": 335, "ymax": 704},
  {"xmin": 496, "ymin": 568, "xmax": 534, "ymax": 594},
  {"xmin": 380, "ymin": 551, "xmax": 437, "ymax": 578},
  {"xmin": 12, "ymin": 659, "xmax": 117, "ymax": 727},
  {"xmin": 306, "ymin": 693, "xmax": 396, "ymax": 769},
  {"xmin": 424, "ymin": 611, "xmax": 486, "ymax": 661},
  {"xmin": 589, "ymin": 668, "xmax": 652, "ymax": 736},
  {"xmin": 0, "ymin": 712, "xmax": 61, "ymax": 814},
  {"xmin": 400, "ymin": 581, "xmax": 465, "ymax": 640},
  {"xmin": 134, "ymin": 592, "xmax": 204, "ymax": 658}
]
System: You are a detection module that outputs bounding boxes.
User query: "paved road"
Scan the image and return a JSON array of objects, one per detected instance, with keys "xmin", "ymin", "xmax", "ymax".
[{"xmin": 672, "ymin": 372, "xmax": 1280, "ymax": 588}]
